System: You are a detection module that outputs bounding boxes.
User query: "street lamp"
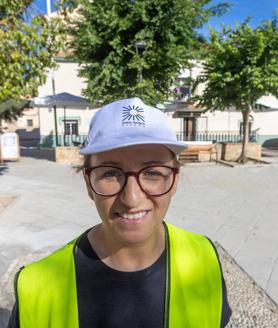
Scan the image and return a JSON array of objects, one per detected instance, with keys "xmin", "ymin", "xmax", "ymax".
[
  {"xmin": 134, "ymin": 41, "xmax": 147, "ymax": 81},
  {"xmin": 46, "ymin": 0, "xmax": 59, "ymax": 146}
]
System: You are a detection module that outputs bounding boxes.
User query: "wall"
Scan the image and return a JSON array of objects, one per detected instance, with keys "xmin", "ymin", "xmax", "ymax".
[
  {"xmin": 196, "ymin": 109, "xmax": 278, "ymax": 145},
  {"xmin": 197, "ymin": 110, "xmax": 242, "ymax": 132},
  {"xmin": 2, "ymin": 108, "xmax": 41, "ymax": 147},
  {"xmin": 38, "ymin": 107, "xmax": 98, "ymax": 137},
  {"xmin": 164, "ymin": 112, "xmax": 183, "ymax": 134},
  {"xmin": 38, "ymin": 61, "xmax": 86, "ymax": 96},
  {"xmin": 35, "ymin": 60, "xmax": 99, "ymax": 141},
  {"xmin": 253, "ymin": 110, "xmax": 278, "ymax": 135}
]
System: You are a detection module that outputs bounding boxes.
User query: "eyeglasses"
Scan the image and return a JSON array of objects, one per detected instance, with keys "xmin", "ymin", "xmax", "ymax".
[{"xmin": 83, "ymin": 165, "xmax": 179, "ymax": 197}]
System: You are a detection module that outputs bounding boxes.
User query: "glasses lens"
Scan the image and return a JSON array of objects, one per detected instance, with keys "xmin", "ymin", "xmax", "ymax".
[
  {"xmin": 139, "ymin": 166, "xmax": 174, "ymax": 195},
  {"xmin": 90, "ymin": 167, "xmax": 125, "ymax": 195}
]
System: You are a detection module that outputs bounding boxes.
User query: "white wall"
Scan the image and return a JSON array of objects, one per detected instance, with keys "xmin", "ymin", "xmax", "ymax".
[
  {"xmin": 197, "ymin": 109, "xmax": 278, "ymax": 135},
  {"xmin": 38, "ymin": 62, "xmax": 86, "ymax": 97},
  {"xmin": 179, "ymin": 61, "xmax": 206, "ymax": 96},
  {"xmin": 198, "ymin": 110, "xmax": 242, "ymax": 132},
  {"xmin": 36, "ymin": 60, "xmax": 96, "ymax": 136},
  {"xmin": 39, "ymin": 107, "xmax": 97, "ymax": 136},
  {"xmin": 252, "ymin": 111, "xmax": 278, "ymax": 135},
  {"xmin": 164, "ymin": 112, "xmax": 183, "ymax": 133}
]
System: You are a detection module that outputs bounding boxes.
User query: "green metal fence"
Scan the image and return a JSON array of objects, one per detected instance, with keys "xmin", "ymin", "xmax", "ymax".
[
  {"xmin": 40, "ymin": 134, "xmax": 87, "ymax": 148},
  {"xmin": 175, "ymin": 131, "xmax": 260, "ymax": 143}
]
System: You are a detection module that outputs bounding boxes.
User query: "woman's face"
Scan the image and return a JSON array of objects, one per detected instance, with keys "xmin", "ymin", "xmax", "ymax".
[{"xmin": 84, "ymin": 144, "xmax": 179, "ymax": 247}]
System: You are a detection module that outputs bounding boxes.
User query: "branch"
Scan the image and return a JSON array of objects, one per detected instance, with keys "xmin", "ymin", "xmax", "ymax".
[{"xmin": 0, "ymin": 0, "xmax": 32, "ymax": 25}]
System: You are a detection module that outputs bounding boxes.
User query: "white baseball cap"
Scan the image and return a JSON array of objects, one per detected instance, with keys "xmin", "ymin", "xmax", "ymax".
[{"xmin": 80, "ymin": 97, "xmax": 187, "ymax": 155}]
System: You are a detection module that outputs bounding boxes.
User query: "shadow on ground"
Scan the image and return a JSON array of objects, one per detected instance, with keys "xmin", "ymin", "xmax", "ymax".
[
  {"xmin": 0, "ymin": 308, "xmax": 11, "ymax": 328},
  {"xmin": 262, "ymin": 138, "xmax": 278, "ymax": 148},
  {"xmin": 0, "ymin": 163, "xmax": 9, "ymax": 176}
]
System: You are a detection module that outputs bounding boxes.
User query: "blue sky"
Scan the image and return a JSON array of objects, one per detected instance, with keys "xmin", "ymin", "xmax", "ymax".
[
  {"xmin": 199, "ymin": 0, "xmax": 277, "ymax": 37},
  {"xmin": 33, "ymin": 0, "xmax": 277, "ymax": 37}
]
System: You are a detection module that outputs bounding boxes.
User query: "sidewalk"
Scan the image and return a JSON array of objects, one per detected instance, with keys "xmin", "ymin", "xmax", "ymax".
[{"xmin": 1, "ymin": 157, "xmax": 278, "ymax": 306}]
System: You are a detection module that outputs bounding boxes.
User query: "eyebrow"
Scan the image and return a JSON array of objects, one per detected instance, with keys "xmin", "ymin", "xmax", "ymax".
[
  {"xmin": 98, "ymin": 160, "xmax": 168, "ymax": 166},
  {"xmin": 98, "ymin": 161, "xmax": 122, "ymax": 166},
  {"xmin": 142, "ymin": 160, "xmax": 166, "ymax": 165}
]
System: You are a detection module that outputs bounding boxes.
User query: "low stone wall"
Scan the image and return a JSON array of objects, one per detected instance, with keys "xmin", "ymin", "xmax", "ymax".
[
  {"xmin": 20, "ymin": 147, "xmax": 83, "ymax": 165},
  {"xmin": 219, "ymin": 143, "xmax": 262, "ymax": 161},
  {"xmin": 178, "ymin": 142, "xmax": 262, "ymax": 163},
  {"xmin": 20, "ymin": 147, "xmax": 55, "ymax": 161},
  {"xmin": 22, "ymin": 143, "xmax": 262, "ymax": 164},
  {"xmin": 55, "ymin": 147, "xmax": 83, "ymax": 165}
]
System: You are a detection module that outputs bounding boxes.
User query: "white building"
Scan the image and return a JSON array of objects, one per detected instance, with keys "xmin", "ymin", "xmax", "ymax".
[
  {"xmin": 167, "ymin": 62, "xmax": 278, "ymax": 146},
  {"xmin": 3, "ymin": 57, "xmax": 278, "ymax": 148}
]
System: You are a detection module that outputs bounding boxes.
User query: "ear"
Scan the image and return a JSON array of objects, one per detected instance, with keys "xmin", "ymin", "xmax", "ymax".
[{"xmin": 83, "ymin": 170, "xmax": 95, "ymax": 201}]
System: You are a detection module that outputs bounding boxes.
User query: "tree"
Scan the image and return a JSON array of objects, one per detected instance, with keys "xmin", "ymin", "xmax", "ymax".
[
  {"xmin": 63, "ymin": 0, "xmax": 230, "ymax": 106},
  {"xmin": 193, "ymin": 19, "xmax": 278, "ymax": 163},
  {"xmin": 0, "ymin": 0, "xmax": 63, "ymax": 120}
]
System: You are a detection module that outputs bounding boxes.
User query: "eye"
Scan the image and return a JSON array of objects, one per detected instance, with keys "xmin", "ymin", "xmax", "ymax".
[
  {"xmin": 102, "ymin": 169, "xmax": 122, "ymax": 179},
  {"xmin": 142, "ymin": 169, "xmax": 163, "ymax": 178}
]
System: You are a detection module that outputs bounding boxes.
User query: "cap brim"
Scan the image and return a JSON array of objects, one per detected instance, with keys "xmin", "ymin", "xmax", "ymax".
[{"xmin": 80, "ymin": 139, "xmax": 187, "ymax": 156}]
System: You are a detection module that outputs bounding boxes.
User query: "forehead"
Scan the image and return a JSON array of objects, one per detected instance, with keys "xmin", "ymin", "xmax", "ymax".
[{"xmin": 89, "ymin": 144, "xmax": 174, "ymax": 167}]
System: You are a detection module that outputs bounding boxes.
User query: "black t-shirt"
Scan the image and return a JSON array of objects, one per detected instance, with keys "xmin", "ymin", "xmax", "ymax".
[{"xmin": 8, "ymin": 231, "xmax": 231, "ymax": 327}]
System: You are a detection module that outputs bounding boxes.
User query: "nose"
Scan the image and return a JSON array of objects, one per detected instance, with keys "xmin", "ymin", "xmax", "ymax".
[{"xmin": 119, "ymin": 174, "xmax": 145, "ymax": 207}]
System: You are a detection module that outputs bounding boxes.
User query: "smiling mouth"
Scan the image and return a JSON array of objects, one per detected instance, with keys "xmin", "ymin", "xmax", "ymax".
[{"xmin": 117, "ymin": 210, "xmax": 149, "ymax": 220}]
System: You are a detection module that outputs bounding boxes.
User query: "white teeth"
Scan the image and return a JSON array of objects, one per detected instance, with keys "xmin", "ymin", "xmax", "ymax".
[{"xmin": 121, "ymin": 211, "xmax": 147, "ymax": 220}]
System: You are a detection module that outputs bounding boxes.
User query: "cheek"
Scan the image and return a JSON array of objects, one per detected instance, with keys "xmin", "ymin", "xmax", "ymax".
[
  {"xmin": 154, "ymin": 195, "xmax": 172, "ymax": 217},
  {"xmin": 94, "ymin": 196, "xmax": 116, "ymax": 220}
]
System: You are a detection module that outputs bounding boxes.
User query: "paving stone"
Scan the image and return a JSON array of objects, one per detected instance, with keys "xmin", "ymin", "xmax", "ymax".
[{"xmin": 0, "ymin": 156, "xmax": 278, "ymax": 325}]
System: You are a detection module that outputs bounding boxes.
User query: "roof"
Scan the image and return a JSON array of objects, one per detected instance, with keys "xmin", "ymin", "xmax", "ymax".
[
  {"xmin": 31, "ymin": 92, "xmax": 93, "ymax": 109},
  {"xmin": 256, "ymin": 95, "xmax": 278, "ymax": 110},
  {"xmin": 162, "ymin": 101, "xmax": 205, "ymax": 117}
]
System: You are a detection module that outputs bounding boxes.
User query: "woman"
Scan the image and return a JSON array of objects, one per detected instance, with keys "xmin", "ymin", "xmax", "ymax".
[{"xmin": 9, "ymin": 97, "xmax": 231, "ymax": 327}]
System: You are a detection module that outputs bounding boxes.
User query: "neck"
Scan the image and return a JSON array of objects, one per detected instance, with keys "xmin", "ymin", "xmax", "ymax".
[{"xmin": 87, "ymin": 223, "xmax": 165, "ymax": 272}]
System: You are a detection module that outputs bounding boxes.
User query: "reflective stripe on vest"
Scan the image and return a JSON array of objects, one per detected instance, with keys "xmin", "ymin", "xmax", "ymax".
[{"xmin": 17, "ymin": 223, "xmax": 222, "ymax": 327}]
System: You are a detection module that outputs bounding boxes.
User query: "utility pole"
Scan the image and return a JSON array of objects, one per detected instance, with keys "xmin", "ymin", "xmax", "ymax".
[
  {"xmin": 46, "ymin": 0, "xmax": 59, "ymax": 146},
  {"xmin": 46, "ymin": 0, "xmax": 51, "ymax": 16}
]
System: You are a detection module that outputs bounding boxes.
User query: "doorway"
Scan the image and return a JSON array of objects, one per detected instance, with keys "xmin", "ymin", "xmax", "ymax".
[{"xmin": 183, "ymin": 117, "xmax": 196, "ymax": 141}]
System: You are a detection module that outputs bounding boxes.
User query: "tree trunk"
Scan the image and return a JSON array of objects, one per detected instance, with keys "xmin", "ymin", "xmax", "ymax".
[{"xmin": 237, "ymin": 104, "xmax": 252, "ymax": 163}]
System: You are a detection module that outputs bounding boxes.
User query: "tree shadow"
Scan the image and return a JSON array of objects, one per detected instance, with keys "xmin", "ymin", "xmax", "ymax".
[
  {"xmin": 262, "ymin": 138, "xmax": 278, "ymax": 148},
  {"xmin": 0, "ymin": 163, "xmax": 9, "ymax": 176},
  {"xmin": 0, "ymin": 308, "xmax": 11, "ymax": 328}
]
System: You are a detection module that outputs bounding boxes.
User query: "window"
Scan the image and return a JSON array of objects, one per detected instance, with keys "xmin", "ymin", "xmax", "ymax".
[
  {"xmin": 64, "ymin": 120, "xmax": 79, "ymax": 136},
  {"xmin": 27, "ymin": 119, "xmax": 33, "ymax": 127},
  {"xmin": 174, "ymin": 86, "xmax": 190, "ymax": 101}
]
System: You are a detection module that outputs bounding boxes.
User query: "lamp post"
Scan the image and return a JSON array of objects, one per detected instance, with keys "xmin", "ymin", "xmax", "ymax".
[
  {"xmin": 134, "ymin": 41, "xmax": 147, "ymax": 81},
  {"xmin": 51, "ymin": 71, "xmax": 59, "ymax": 147},
  {"xmin": 46, "ymin": 0, "xmax": 59, "ymax": 146}
]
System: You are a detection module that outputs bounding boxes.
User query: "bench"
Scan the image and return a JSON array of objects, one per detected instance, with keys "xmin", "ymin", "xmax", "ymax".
[{"xmin": 179, "ymin": 142, "xmax": 216, "ymax": 163}]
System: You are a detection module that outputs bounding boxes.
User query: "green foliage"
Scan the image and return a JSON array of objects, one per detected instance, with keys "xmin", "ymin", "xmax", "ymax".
[
  {"xmin": 64, "ymin": 0, "xmax": 230, "ymax": 106},
  {"xmin": 192, "ymin": 19, "xmax": 278, "ymax": 162},
  {"xmin": 0, "ymin": 0, "xmax": 64, "ymax": 119},
  {"xmin": 0, "ymin": 99, "xmax": 30, "ymax": 121},
  {"xmin": 193, "ymin": 19, "xmax": 278, "ymax": 112}
]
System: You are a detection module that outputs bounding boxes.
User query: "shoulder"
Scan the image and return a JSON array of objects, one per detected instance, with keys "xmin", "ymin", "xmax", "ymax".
[
  {"xmin": 165, "ymin": 222, "xmax": 221, "ymax": 274},
  {"xmin": 166, "ymin": 222, "xmax": 214, "ymax": 249},
  {"xmin": 17, "ymin": 237, "xmax": 79, "ymax": 288}
]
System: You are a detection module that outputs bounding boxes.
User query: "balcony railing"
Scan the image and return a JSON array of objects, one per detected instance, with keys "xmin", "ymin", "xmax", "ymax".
[{"xmin": 175, "ymin": 130, "xmax": 259, "ymax": 143}]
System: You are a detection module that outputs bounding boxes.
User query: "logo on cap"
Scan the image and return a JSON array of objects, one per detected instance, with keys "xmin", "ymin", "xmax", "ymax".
[{"xmin": 122, "ymin": 105, "xmax": 145, "ymax": 127}]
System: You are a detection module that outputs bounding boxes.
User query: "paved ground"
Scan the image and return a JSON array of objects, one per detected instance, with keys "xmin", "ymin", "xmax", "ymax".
[{"xmin": 0, "ymin": 156, "xmax": 278, "ymax": 314}]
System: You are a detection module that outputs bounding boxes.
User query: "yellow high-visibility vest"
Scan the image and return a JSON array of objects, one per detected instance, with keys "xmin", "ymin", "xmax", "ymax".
[{"xmin": 16, "ymin": 223, "xmax": 222, "ymax": 327}]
